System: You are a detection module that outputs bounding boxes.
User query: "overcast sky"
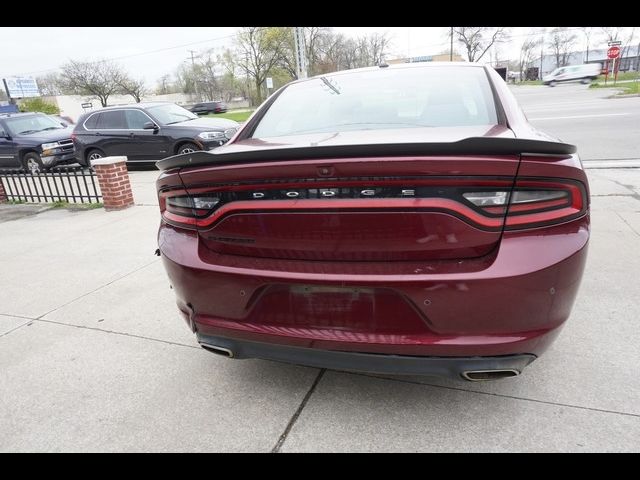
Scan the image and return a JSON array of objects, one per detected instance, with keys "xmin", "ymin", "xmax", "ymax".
[{"xmin": 0, "ymin": 27, "xmax": 595, "ymax": 86}]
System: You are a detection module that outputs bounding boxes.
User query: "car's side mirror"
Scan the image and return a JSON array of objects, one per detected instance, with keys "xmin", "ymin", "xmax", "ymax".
[
  {"xmin": 0, "ymin": 129, "xmax": 9, "ymax": 139},
  {"xmin": 143, "ymin": 121, "xmax": 159, "ymax": 130}
]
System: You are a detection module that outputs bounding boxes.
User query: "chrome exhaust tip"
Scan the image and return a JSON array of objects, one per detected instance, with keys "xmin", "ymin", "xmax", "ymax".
[
  {"xmin": 200, "ymin": 343, "xmax": 234, "ymax": 358},
  {"xmin": 461, "ymin": 369, "xmax": 520, "ymax": 381}
]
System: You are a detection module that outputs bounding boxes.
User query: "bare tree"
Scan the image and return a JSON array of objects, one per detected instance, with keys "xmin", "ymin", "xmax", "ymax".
[
  {"xmin": 175, "ymin": 63, "xmax": 196, "ymax": 96},
  {"xmin": 548, "ymin": 27, "xmax": 578, "ymax": 68},
  {"xmin": 453, "ymin": 27, "xmax": 508, "ymax": 62},
  {"xmin": 581, "ymin": 27, "xmax": 595, "ymax": 63},
  {"xmin": 219, "ymin": 49, "xmax": 254, "ymax": 101},
  {"xmin": 362, "ymin": 32, "xmax": 392, "ymax": 65},
  {"xmin": 601, "ymin": 27, "xmax": 625, "ymax": 43},
  {"xmin": 191, "ymin": 49, "xmax": 221, "ymax": 101},
  {"xmin": 235, "ymin": 27, "xmax": 290, "ymax": 105},
  {"xmin": 117, "ymin": 76, "xmax": 146, "ymax": 103},
  {"xmin": 279, "ymin": 28, "xmax": 393, "ymax": 78},
  {"xmin": 58, "ymin": 59, "xmax": 126, "ymax": 107},
  {"xmin": 620, "ymin": 28, "xmax": 637, "ymax": 64},
  {"xmin": 519, "ymin": 34, "xmax": 542, "ymax": 80},
  {"xmin": 155, "ymin": 74, "xmax": 177, "ymax": 95},
  {"xmin": 36, "ymin": 73, "xmax": 65, "ymax": 96},
  {"xmin": 305, "ymin": 27, "xmax": 332, "ymax": 76}
]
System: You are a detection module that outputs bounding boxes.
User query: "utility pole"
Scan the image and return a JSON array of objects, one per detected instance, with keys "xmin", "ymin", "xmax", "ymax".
[
  {"xmin": 450, "ymin": 27, "xmax": 454, "ymax": 61},
  {"xmin": 293, "ymin": 27, "xmax": 308, "ymax": 79},
  {"xmin": 187, "ymin": 49, "xmax": 199, "ymax": 101}
]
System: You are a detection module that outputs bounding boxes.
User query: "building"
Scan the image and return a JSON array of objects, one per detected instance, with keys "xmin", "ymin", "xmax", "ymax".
[
  {"xmin": 387, "ymin": 53, "xmax": 465, "ymax": 64},
  {"xmin": 529, "ymin": 45, "xmax": 640, "ymax": 78}
]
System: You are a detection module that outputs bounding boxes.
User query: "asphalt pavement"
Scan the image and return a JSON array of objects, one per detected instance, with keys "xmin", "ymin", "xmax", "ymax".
[
  {"xmin": 511, "ymin": 83, "xmax": 640, "ymax": 162},
  {"xmin": 1, "ymin": 84, "xmax": 639, "ymax": 452}
]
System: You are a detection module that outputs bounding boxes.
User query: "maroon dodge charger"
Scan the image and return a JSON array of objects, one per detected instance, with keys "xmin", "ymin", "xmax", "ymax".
[{"xmin": 156, "ymin": 63, "xmax": 590, "ymax": 381}]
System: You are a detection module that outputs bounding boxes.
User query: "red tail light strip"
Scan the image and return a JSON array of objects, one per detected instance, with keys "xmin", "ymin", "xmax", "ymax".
[
  {"xmin": 159, "ymin": 177, "xmax": 588, "ymax": 232},
  {"xmin": 163, "ymin": 198, "xmax": 505, "ymax": 230}
]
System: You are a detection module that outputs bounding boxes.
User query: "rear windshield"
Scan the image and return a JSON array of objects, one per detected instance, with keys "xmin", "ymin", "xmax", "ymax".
[{"xmin": 252, "ymin": 66, "xmax": 498, "ymax": 138}]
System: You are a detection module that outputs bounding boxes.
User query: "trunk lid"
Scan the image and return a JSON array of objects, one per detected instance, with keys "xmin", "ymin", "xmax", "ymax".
[{"xmin": 174, "ymin": 126, "xmax": 524, "ymax": 262}]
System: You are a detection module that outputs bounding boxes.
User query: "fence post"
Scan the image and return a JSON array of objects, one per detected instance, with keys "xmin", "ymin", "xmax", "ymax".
[
  {"xmin": 0, "ymin": 178, "xmax": 7, "ymax": 203},
  {"xmin": 91, "ymin": 157, "xmax": 134, "ymax": 211}
]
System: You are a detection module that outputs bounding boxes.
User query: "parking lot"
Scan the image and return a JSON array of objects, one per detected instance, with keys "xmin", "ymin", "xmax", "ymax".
[{"xmin": 1, "ymin": 84, "xmax": 639, "ymax": 452}]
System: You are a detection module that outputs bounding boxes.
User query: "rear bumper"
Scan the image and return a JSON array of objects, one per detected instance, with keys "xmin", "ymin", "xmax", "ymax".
[
  {"xmin": 197, "ymin": 333, "xmax": 536, "ymax": 380},
  {"xmin": 159, "ymin": 215, "xmax": 589, "ymax": 361}
]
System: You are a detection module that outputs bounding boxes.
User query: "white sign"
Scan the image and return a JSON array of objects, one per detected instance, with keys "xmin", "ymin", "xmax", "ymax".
[
  {"xmin": 607, "ymin": 40, "xmax": 622, "ymax": 46},
  {"xmin": 266, "ymin": 77, "xmax": 273, "ymax": 89},
  {"xmin": 3, "ymin": 77, "xmax": 39, "ymax": 98}
]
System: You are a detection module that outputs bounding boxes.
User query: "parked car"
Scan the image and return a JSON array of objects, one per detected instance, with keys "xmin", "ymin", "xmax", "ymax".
[
  {"xmin": 156, "ymin": 63, "xmax": 590, "ymax": 381},
  {"xmin": 190, "ymin": 101, "xmax": 228, "ymax": 115},
  {"xmin": 543, "ymin": 63, "xmax": 602, "ymax": 86},
  {"xmin": 72, "ymin": 102, "xmax": 238, "ymax": 167},
  {"xmin": 0, "ymin": 112, "xmax": 76, "ymax": 173}
]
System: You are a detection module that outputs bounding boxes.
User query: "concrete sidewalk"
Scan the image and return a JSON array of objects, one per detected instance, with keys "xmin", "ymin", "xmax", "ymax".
[{"xmin": 1, "ymin": 168, "xmax": 639, "ymax": 452}]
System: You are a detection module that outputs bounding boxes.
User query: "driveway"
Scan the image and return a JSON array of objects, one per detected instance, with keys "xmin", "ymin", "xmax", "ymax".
[{"xmin": 1, "ymin": 165, "xmax": 639, "ymax": 452}]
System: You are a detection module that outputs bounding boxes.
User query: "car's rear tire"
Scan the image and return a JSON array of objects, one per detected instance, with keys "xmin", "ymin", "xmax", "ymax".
[
  {"xmin": 23, "ymin": 152, "xmax": 44, "ymax": 174},
  {"xmin": 177, "ymin": 142, "xmax": 201, "ymax": 155},
  {"xmin": 581, "ymin": 77, "xmax": 591, "ymax": 84},
  {"xmin": 86, "ymin": 149, "xmax": 105, "ymax": 167},
  {"xmin": 549, "ymin": 80, "xmax": 557, "ymax": 87}
]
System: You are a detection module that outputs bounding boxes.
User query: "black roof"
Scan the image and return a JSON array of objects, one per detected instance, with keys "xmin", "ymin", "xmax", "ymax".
[{"xmin": 86, "ymin": 102, "xmax": 171, "ymax": 112}]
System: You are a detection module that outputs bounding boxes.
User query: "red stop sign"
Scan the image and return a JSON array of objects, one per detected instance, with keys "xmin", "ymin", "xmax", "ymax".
[{"xmin": 608, "ymin": 46, "xmax": 621, "ymax": 59}]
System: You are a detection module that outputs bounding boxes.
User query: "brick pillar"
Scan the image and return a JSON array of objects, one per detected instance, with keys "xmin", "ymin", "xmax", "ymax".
[
  {"xmin": 0, "ymin": 178, "xmax": 7, "ymax": 203},
  {"xmin": 92, "ymin": 157, "xmax": 134, "ymax": 211}
]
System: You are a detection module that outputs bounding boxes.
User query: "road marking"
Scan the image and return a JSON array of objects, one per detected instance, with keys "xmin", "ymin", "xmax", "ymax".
[
  {"xmin": 583, "ymin": 159, "xmax": 640, "ymax": 169},
  {"xmin": 528, "ymin": 113, "xmax": 631, "ymax": 121}
]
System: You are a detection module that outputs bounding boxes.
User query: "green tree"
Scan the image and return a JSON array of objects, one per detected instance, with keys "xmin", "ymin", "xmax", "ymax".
[{"xmin": 235, "ymin": 27, "xmax": 290, "ymax": 105}]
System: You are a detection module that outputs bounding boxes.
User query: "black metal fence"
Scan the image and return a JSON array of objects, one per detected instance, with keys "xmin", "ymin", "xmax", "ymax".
[{"xmin": 0, "ymin": 166, "xmax": 102, "ymax": 204}]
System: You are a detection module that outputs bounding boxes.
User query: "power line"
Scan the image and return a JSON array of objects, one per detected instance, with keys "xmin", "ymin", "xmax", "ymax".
[{"xmin": 6, "ymin": 28, "xmax": 267, "ymax": 78}]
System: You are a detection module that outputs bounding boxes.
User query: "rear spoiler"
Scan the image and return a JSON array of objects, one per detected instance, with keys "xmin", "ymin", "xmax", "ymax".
[{"xmin": 156, "ymin": 137, "xmax": 577, "ymax": 171}]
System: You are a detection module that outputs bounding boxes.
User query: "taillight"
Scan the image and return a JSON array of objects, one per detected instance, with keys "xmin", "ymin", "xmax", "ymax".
[
  {"xmin": 159, "ymin": 191, "xmax": 221, "ymax": 228},
  {"xmin": 463, "ymin": 179, "xmax": 587, "ymax": 230},
  {"xmin": 159, "ymin": 177, "xmax": 588, "ymax": 231}
]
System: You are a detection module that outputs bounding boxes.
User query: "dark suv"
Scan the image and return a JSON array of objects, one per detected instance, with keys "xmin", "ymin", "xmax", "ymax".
[
  {"xmin": 190, "ymin": 101, "xmax": 227, "ymax": 115},
  {"xmin": 0, "ymin": 112, "xmax": 76, "ymax": 173},
  {"xmin": 72, "ymin": 102, "xmax": 238, "ymax": 167}
]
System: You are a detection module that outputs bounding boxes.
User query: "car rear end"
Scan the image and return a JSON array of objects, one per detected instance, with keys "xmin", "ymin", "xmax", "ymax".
[{"xmin": 156, "ymin": 64, "xmax": 590, "ymax": 381}]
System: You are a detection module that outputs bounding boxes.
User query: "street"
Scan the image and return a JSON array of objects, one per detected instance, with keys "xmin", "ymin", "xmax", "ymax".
[
  {"xmin": 510, "ymin": 83, "xmax": 640, "ymax": 162},
  {"xmin": 1, "ymin": 84, "xmax": 640, "ymax": 452}
]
